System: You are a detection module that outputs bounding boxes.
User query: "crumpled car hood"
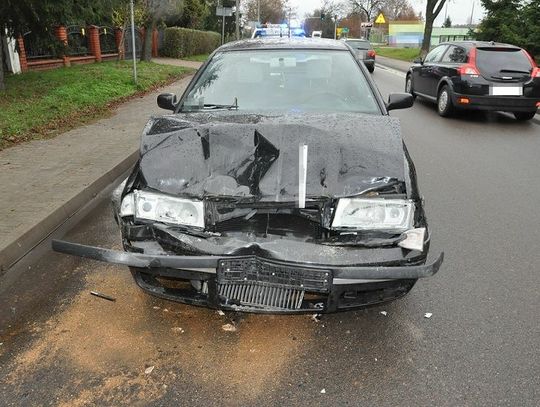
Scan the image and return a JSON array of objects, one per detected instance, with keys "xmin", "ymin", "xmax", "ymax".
[{"xmin": 139, "ymin": 112, "xmax": 406, "ymax": 201}]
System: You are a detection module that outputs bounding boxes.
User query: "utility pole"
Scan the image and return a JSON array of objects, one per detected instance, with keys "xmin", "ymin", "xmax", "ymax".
[
  {"xmin": 235, "ymin": 0, "xmax": 240, "ymax": 40},
  {"xmin": 257, "ymin": 0, "xmax": 260, "ymax": 24},
  {"xmin": 469, "ymin": 0, "xmax": 475, "ymax": 26},
  {"xmin": 129, "ymin": 0, "xmax": 137, "ymax": 84},
  {"xmin": 334, "ymin": 14, "xmax": 338, "ymax": 40}
]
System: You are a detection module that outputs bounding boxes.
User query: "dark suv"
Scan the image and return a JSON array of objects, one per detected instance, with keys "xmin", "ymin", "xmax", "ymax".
[
  {"xmin": 405, "ymin": 41, "xmax": 540, "ymax": 120},
  {"xmin": 345, "ymin": 39, "xmax": 376, "ymax": 72}
]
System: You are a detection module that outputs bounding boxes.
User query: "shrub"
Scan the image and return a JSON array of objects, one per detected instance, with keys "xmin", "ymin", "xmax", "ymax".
[{"xmin": 161, "ymin": 27, "xmax": 220, "ymax": 58}]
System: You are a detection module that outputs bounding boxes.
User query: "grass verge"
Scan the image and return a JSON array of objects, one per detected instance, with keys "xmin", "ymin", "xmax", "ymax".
[
  {"xmin": 0, "ymin": 61, "xmax": 193, "ymax": 149},
  {"xmin": 183, "ymin": 54, "xmax": 210, "ymax": 62},
  {"xmin": 374, "ymin": 47, "xmax": 421, "ymax": 62}
]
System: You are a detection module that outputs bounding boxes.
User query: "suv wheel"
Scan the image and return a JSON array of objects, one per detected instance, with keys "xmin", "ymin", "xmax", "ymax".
[
  {"xmin": 513, "ymin": 111, "xmax": 536, "ymax": 121},
  {"xmin": 405, "ymin": 75, "xmax": 416, "ymax": 99},
  {"xmin": 437, "ymin": 85, "xmax": 454, "ymax": 117}
]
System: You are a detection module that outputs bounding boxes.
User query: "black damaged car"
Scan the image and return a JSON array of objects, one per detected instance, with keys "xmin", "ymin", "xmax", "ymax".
[{"xmin": 54, "ymin": 38, "xmax": 443, "ymax": 313}]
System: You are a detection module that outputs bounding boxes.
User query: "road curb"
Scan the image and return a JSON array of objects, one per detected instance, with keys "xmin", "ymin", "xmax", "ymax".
[{"xmin": 0, "ymin": 150, "xmax": 139, "ymax": 275}]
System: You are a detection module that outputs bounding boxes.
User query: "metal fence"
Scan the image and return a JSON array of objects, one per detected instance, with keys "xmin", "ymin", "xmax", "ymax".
[
  {"xmin": 99, "ymin": 26, "xmax": 117, "ymax": 54},
  {"xmin": 22, "ymin": 32, "xmax": 56, "ymax": 60},
  {"xmin": 66, "ymin": 25, "xmax": 90, "ymax": 56},
  {"xmin": 124, "ymin": 26, "xmax": 142, "ymax": 59}
]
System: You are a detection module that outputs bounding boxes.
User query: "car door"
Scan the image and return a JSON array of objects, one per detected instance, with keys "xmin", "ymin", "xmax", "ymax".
[
  {"xmin": 437, "ymin": 45, "xmax": 467, "ymax": 88},
  {"xmin": 415, "ymin": 45, "xmax": 448, "ymax": 96}
]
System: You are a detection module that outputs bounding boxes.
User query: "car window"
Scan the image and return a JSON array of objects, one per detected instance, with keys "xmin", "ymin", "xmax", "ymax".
[
  {"xmin": 424, "ymin": 45, "xmax": 448, "ymax": 63},
  {"xmin": 181, "ymin": 49, "xmax": 380, "ymax": 114},
  {"xmin": 441, "ymin": 45, "xmax": 467, "ymax": 63},
  {"xmin": 346, "ymin": 40, "xmax": 372, "ymax": 50},
  {"xmin": 476, "ymin": 48, "xmax": 533, "ymax": 77}
]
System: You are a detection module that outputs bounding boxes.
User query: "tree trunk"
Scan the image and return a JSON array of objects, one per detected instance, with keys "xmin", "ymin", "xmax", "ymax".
[
  {"xmin": 118, "ymin": 23, "xmax": 128, "ymax": 62},
  {"xmin": 421, "ymin": 16, "xmax": 435, "ymax": 56},
  {"xmin": 141, "ymin": 20, "xmax": 155, "ymax": 62},
  {"xmin": 421, "ymin": 0, "xmax": 447, "ymax": 57},
  {"xmin": 0, "ymin": 34, "xmax": 6, "ymax": 91}
]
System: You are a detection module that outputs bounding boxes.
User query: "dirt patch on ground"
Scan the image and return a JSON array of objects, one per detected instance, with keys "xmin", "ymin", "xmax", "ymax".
[{"xmin": 3, "ymin": 259, "xmax": 316, "ymax": 405}]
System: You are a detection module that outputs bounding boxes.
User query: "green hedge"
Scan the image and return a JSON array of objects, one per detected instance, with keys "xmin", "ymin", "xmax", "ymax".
[{"xmin": 161, "ymin": 27, "xmax": 221, "ymax": 58}]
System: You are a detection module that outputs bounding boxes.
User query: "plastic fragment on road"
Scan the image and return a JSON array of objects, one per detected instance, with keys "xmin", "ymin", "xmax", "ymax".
[
  {"xmin": 320, "ymin": 389, "xmax": 326, "ymax": 394},
  {"xmin": 90, "ymin": 291, "xmax": 116, "ymax": 302},
  {"xmin": 217, "ymin": 310, "xmax": 225, "ymax": 316},
  {"xmin": 380, "ymin": 311, "xmax": 387, "ymax": 316},
  {"xmin": 424, "ymin": 312, "xmax": 433, "ymax": 318},
  {"xmin": 222, "ymin": 323, "xmax": 237, "ymax": 332},
  {"xmin": 145, "ymin": 366, "xmax": 155, "ymax": 374},
  {"xmin": 311, "ymin": 314, "xmax": 322, "ymax": 322}
]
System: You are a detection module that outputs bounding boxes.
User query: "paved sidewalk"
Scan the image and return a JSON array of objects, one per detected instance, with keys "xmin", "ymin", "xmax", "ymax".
[
  {"xmin": 0, "ymin": 74, "xmax": 193, "ymax": 273},
  {"xmin": 153, "ymin": 57, "xmax": 204, "ymax": 70}
]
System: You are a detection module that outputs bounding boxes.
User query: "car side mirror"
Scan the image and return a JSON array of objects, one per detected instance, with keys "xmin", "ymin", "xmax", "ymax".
[
  {"xmin": 157, "ymin": 93, "xmax": 177, "ymax": 111},
  {"xmin": 413, "ymin": 57, "xmax": 423, "ymax": 64},
  {"xmin": 386, "ymin": 93, "xmax": 414, "ymax": 111}
]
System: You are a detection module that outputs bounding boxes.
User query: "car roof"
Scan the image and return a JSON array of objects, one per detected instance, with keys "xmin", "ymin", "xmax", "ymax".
[
  {"xmin": 217, "ymin": 37, "xmax": 351, "ymax": 52},
  {"xmin": 439, "ymin": 41, "xmax": 522, "ymax": 50}
]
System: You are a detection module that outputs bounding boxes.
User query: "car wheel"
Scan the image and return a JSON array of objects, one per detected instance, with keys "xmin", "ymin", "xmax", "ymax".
[
  {"xmin": 405, "ymin": 75, "xmax": 416, "ymax": 99},
  {"xmin": 513, "ymin": 111, "xmax": 536, "ymax": 121},
  {"xmin": 437, "ymin": 85, "xmax": 454, "ymax": 117},
  {"xmin": 367, "ymin": 65, "xmax": 374, "ymax": 73}
]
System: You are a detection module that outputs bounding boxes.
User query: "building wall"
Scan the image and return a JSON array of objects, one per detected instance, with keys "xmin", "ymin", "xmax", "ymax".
[{"xmin": 389, "ymin": 22, "xmax": 473, "ymax": 48}]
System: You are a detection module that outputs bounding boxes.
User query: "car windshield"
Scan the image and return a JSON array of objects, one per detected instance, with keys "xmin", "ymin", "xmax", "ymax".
[
  {"xmin": 181, "ymin": 49, "xmax": 380, "ymax": 114},
  {"xmin": 346, "ymin": 40, "xmax": 372, "ymax": 50}
]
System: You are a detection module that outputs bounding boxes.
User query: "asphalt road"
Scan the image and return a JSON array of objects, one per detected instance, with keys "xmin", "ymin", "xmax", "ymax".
[{"xmin": 1, "ymin": 66, "xmax": 539, "ymax": 407}]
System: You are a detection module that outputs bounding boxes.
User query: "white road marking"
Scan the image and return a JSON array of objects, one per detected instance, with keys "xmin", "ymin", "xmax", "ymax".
[{"xmin": 376, "ymin": 64, "xmax": 407, "ymax": 79}]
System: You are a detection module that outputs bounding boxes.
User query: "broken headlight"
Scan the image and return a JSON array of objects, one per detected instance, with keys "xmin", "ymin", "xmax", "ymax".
[
  {"xmin": 331, "ymin": 198, "xmax": 414, "ymax": 232},
  {"xmin": 120, "ymin": 190, "xmax": 204, "ymax": 228}
]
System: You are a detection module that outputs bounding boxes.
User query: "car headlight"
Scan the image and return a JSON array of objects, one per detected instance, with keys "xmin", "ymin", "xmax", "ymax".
[
  {"xmin": 331, "ymin": 198, "xmax": 414, "ymax": 232},
  {"xmin": 120, "ymin": 190, "xmax": 204, "ymax": 228}
]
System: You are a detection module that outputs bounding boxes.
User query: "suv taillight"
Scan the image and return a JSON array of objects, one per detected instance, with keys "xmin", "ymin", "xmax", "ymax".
[
  {"xmin": 367, "ymin": 50, "xmax": 376, "ymax": 58},
  {"xmin": 458, "ymin": 47, "xmax": 479, "ymax": 76},
  {"xmin": 522, "ymin": 50, "xmax": 540, "ymax": 77},
  {"xmin": 458, "ymin": 65, "xmax": 480, "ymax": 75}
]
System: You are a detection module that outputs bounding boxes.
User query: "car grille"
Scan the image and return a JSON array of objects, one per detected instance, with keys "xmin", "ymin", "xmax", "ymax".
[{"xmin": 217, "ymin": 257, "xmax": 331, "ymax": 310}]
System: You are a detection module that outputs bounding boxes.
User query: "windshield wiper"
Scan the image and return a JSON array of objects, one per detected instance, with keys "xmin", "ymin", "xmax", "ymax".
[{"xmin": 196, "ymin": 97, "xmax": 239, "ymax": 111}]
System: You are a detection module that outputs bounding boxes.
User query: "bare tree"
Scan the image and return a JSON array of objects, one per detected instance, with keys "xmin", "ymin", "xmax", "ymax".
[
  {"xmin": 140, "ymin": 0, "xmax": 183, "ymax": 61},
  {"xmin": 421, "ymin": 0, "xmax": 447, "ymax": 56},
  {"xmin": 349, "ymin": 0, "xmax": 383, "ymax": 22},
  {"xmin": 382, "ymin": 0, "xmax": 418, "ymax": 20}
]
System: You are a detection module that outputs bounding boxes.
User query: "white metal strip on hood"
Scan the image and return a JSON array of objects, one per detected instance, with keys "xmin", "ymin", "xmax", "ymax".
[{"xmin": 298, "ymin": 143, "xmax": 308, "ymax": 208}]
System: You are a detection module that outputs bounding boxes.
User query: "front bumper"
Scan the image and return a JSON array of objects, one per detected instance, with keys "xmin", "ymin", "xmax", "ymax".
[{"xmin": 52, "ymin": 239, "xmax": 443, "ymax": 313}]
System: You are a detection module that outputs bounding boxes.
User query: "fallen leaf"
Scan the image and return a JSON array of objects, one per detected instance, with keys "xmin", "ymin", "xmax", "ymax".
[
  {"xmin": 222, "ymin": 323, "xmax": 237, "ymax": 332},
  {"xmin": 145, "ymin": 366, "xmax": 155, "ymax": 374}
]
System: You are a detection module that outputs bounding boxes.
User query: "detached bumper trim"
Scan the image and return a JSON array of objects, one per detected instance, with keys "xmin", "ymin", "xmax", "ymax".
[{"xmin": 52, "ymin": 239, "xmax": 443, "ymax": 280}]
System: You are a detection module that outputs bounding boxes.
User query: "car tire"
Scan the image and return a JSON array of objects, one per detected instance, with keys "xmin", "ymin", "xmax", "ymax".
[
  {"xmin": 437, "ymin": 85, "xmax": 454, "ymax": 117},
  {"xmin": 513, "ymin": 111, "xmax": 536, "ymax": 121},
  {"xmin": 405, "ymin": 74, "xmax": 416, "ymax": 100},
  {"xmin": 368, "ymin": 65, "xmax": 375, "ymax": 73}
]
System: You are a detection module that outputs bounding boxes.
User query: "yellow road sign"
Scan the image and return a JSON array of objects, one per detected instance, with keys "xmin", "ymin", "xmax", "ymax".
[{"xmin": 375, "ymin": 13, "xmax": 386, "ymax": 24}]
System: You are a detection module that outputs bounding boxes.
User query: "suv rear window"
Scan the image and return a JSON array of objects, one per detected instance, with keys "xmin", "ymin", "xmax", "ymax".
[
  {"xmin": 476, "ymin": 48, "xmax": 533, "ymax": 78},
  {"xmin": 346, "ymin": 40, "xmax": 372, "ymax": 50}
]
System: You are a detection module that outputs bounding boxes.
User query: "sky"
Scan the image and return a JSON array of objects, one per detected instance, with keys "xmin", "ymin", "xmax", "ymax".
[{"xmin": 289, "ymin": 0, "xmax": 486, "ymax": 26}]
